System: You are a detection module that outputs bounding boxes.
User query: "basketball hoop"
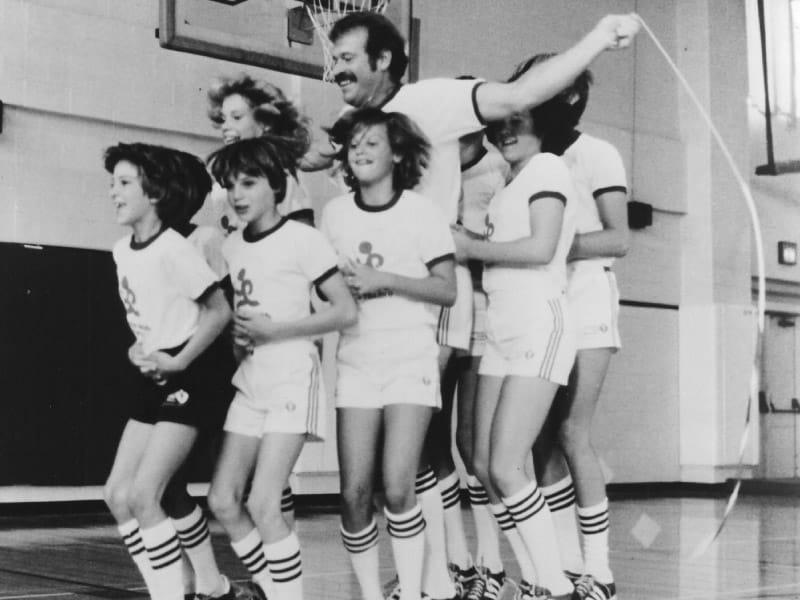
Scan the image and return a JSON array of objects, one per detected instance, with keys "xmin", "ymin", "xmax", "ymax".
[{"xmin": 301, "ymin": 0, "xmax": 390, "ymax": 81}]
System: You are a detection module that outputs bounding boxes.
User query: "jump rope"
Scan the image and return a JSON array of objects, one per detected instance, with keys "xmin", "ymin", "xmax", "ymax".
[{"xmin": 633, "ymin": 14, "xmax": 765, "ymax": 559}]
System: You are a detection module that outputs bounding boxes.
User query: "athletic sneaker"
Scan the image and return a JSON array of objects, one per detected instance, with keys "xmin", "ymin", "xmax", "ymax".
[
  {"xmin": 515, "ymin": 579, "xmax": 553, "ymax": 600},
  {"xmin": 383, "ymin": 574, "xmax": 401, "ymax": 600},
  {"xmin": 482, "ymin": 569, "xmax": 506, "ymax": 600},
  {"xmin": 463, "ymin": 569, "xmax": 486, "ymax": 600},
  {"xmin": 197, "ymin": 579, "xmax": 264, "ymax": 600},
  {"xmin": 573, "ymin": 575, "xmax": 616, "ymax": 600},
  {"xmin": 449, "ymin": 563, "xmax": 480, "ymax": 599},
  {"xmin": 563, "ymin": 571, "xmax": 581, "ymax": 584}
]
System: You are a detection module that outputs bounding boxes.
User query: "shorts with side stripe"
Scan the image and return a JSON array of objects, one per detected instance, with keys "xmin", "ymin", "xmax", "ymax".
[
  {"xmin": 224, "ymin": 344, "xmax": 325, "ymax": 441},
  {"xmin": 479, "ymin": 295, "xmax": 576, "ymax": 385},
  {"xmin": 435, "ymin": 264, "xmax": 473, "ymax": 351},
  {"xmin": 567, "ymin": 262, "xmax": 621, "ymax": 351}
]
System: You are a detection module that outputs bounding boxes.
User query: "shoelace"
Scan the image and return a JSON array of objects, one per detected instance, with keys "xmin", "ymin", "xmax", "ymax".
[
  {"xmin": 483, "ymin": 574, "xmax": 504, "ymax": 600},
  {"xmin": 464, "ymin": 575, "xmax": 487, "ymax": 600}
]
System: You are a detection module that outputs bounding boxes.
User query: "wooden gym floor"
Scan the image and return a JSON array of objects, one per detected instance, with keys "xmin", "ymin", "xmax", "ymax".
[{"xmin": 1, "ymin": 493, "xmax": 799, "ymax": 600}]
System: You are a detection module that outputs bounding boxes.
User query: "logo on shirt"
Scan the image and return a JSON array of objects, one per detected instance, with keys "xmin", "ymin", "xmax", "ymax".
[
  {"xmin": 234, "ymin": 268, "xmax": 260, "ymax": 310},
  {"xmin": 165, "ymin": 389, "xmax": 189, "ymax": 406},
  {"xmin": 484, "ymin": 214, "xmax": 495, "ymax": 240},
  {"xmin": 357, "ymin": 241, "xmax": 384, "ymax": 269},
  {"xmin": 120, "ymin": 277, "xmax": 140, "ymax": 316},
  {"xmin": 220, "ymin": 215, "xmax": 238, "ymax": 235}
]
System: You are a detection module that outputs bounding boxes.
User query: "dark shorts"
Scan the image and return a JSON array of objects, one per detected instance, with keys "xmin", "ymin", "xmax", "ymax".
[{"xmin": 127, "ymin": 335, "xmax": 235, "ymax": 431}]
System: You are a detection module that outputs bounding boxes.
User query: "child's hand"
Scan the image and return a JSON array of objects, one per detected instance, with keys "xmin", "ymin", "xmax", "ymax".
[
  {"xmin": 143, "ymin": 351, "xmax": 187, "ymax": 383},
  {"xmin": 128, "ymin": 342, "xmax": 151, "ymax": 368},
  {"xmin": 344, "ymin": 258, "xmax": 389, "ymax": 296},
  {"xmin": 234, "ymin": 311, "xmax": 281, "ymax": 345},
  {"xmin": 450, "ymin": 225, "xmax": 473, "ymax": 263},
  {"xmin": 593, "ymin": 13, "xmax": 640, "ymax": 50}
]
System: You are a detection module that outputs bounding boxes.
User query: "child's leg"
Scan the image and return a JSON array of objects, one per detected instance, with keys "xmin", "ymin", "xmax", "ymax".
[
  {"xmin": 383, "ymin": 404, "xmax": 433, "ymax": 600},
  {"xmin": 337, "ymin": 407, "xmax": 383, "ymax": 600},
  {"xmin": 104, "ymin": 420, "xmax": 156, "ymax": 593},
  {"xmin": 161, "ymin": 473, "xmax": 201, "ymax": 598},
  {"xmin": 207, "ymin": 432, "xmax": 271, "ymax": 596},
  {"xmin": 489, "ymin": 376, "xmax": 573, "ymax": 597},
  {"xmin": 129, "ymin": 421, "xmax": 200, "ymax": 600},
  {"xmin": 559, "ymin": 349, "xmax": 615, "ymax": 589},
  {"xmin": 247, "ymin": 433, "xmax": 306, "ymax": 600}
]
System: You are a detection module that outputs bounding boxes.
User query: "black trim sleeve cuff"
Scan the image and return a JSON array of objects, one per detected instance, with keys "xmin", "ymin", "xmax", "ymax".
[
  {"xmin": 195, "ymin": 281, "xmax": 220, "ymax": 303},
  {"xmin": 313, "ymin": 266, "xmax": 339, "ymax": 287},
  {"xmin": 288, "ymin": 208, "xmax": 315, "ymax": 226},
  {"xmin": 529, "ymin": 191, "xmax": 567, "ymax": 205},
  {"xmin": 426, "ymin": 253, "xmax": 456, "ymax": 269},
  {"xmin": 471, "ymin": 81, "xmax": 488, "ymax": 125},
  {"xmin": 593, "ymin": 185, "xmax": 627, "ymax": 199}
]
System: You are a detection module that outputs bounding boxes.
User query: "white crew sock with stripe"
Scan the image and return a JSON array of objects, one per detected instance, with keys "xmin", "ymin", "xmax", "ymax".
[
  {"xmin": 466, "ymin": 477, "xmax": 503, "ymax": 573},
  {"xmin": 172, "ymin": 505, "xmax": 225, "ymax": 596},
  {"xmin": 385, "ymin": 505, "xmax": 426, "ymax": 600},
  {"xmin": 578, "ymin": 498, "xmax": 614, "ymax": 584},
  {"xmin": 264, "ymin": 532, "xmax": 303, "ymax": 600},
  {"xmin": 231, "ymin": 528, "xmax": 276, "ymax": 598},
  {"xmin": 503, "ymin": 482, "xmax": 572, "ymax": 596},
  {"xmin": 416, "ymin": 467, "xmax": 457, "ymax": 598},
  {"xmin": 542, "ymin": 475, "xmax": 584, "ymax": 578},
  {"xmin": 341, "ymin": 519, "xmax": 383, "ymax": 600},
  {"xmin": 119, "ymin": 519, "xmax": 158, "ymax": 593},
  {"xmin": 439, "ymin": 472, "xmax": 472, "ymax": 569},
  {"xmin": 141, "ymin": 519, "xmax": 184, "ymax": 600},
  {"xmin": 488, "ymin": 503, "xmax": 535, "ymax": 583},
  {"xmin": 281, "ymin": 486, "xmax": 295, "ymax": 522}
]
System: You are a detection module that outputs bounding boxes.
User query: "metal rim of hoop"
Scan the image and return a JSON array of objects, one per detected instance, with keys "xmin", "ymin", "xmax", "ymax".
[{"xmin": 302, "ymin": 0, "xmax": 390, "ymax": 81}]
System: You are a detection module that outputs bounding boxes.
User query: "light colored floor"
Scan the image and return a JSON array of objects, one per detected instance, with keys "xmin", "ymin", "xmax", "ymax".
[{"xmin": 1, "ymin": 493, "xmax": 799, "ymax": 600}]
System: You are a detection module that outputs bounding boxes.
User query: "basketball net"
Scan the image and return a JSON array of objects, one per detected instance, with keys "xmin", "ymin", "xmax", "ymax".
[{"xmin": 304, "ymin": 0, "xmax": 390, "ymax": 81}]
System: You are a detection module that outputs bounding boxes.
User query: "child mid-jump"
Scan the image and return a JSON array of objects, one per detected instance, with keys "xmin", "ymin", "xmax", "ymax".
[
  {"xmin": 320, "ymin": 108, "xmax": 457, "ymax": 600},
  {"xmin": 205, "ymin": 136, "xmax": 357, "ymax": 600},
  {"xmin": 103, "ymin": 142, "xmax": 237, "ymax": 600}
]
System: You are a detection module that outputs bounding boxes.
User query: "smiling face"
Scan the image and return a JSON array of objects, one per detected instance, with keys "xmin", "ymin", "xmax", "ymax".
[
  {"xmin": 219, "ymin": 94, "xmax": 265, "ymax": 144},
  {"xmin": 331, "ymin": 27, "xmax": 385, "ymax": 107},
  {"xmin": 226, "ymin": 172, "xmax": 280, "ymax": 231},
  {"xmin": 109, "ymin": 160, "xmax": 156, "ymax": 228},
  {"xmin": 487, "ymin": 111, "xmax": 541, "ymax": 168},
  {"xmin": 347, "ymin": 123, "xmax": 398, "ymax": 187}
]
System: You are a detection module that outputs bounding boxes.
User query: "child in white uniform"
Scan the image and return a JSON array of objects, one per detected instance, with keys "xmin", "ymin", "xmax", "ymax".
[
  {"xmin": 321, "ymin": 108, "xmax": 457, "ymax": 600},
  {"xmin": 205, "ymin": 137, "xmax": 357, "ymax": 600}
]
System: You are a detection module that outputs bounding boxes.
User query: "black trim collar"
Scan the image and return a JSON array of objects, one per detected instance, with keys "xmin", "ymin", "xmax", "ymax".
[
  {"xmin": 130, "ymin": 225, "xmax": 168, "ymax": 250},
  {"xmin": 461, "ymin": 147, "xmax": 488, "ymax": 172},
  {"xmin": 243, "ymin": 217, "xmax": 289, "ymax": 242},
  {"xmin": 354, "ymin": 189, "xmax": 403, "ymax": 213}
]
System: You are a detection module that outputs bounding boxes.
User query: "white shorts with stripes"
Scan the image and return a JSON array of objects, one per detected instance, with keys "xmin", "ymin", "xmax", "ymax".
[
  {"xmin": 479, "ymin": 295, "xmax": 576, "ymax": 385},
  {"xmin": 224, "ymin": 348, "xmax": 326, "ymax": 441},
  {"xmin": 568, "ymin": 263, "xmax": 621, "ymax": 351},
  {"xmin": 435, "ymin": 264, "xmax": 474, "ymax": 351}
]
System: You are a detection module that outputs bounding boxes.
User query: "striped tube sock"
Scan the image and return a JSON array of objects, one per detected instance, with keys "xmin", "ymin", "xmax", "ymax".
[
  {"xmin": 172, "ymin": 505, "xmax": 224, "ymax": 596},
  {"xmin": 578, "ymin": 498, "xmax": 613, "ymax": 584},
  {"xmin": 119, "ymin": 519, "xmax": 158, "ymax": 593},
  {"xmin": 542, "ymin": 475, "xmax": 584, "ymax": 577},
  {"xmin": 415, "ymin": 468, "xmax": 457, "ymax": 599},
  {"xmin": 466, "ymin": 476, "xmax": 503, "ymax": 573},
  {"xmin": 340, "ymin": 519, "xmax": 383, "ymax": 600},
  {"xmin": 140, "ymin": 519, "xmax": 184, "ymax": 600},
  {"xmin": 488, "ymin": 503, "xmax": 535, "ymax": 583},
  {"xmin": 281, "ymin": 486, "xmax": 295, "ymax": 515},
  {"xmin": 264, "ymin": 532, "xmax": 303, "ymax": 600},
  {"xmin": 385, "ymin": 504, "xmax": 426, "ymax": 600},
  {"xmin": 231, "ymin": 528, "xmax": 275, "ymax": 598},
  {"xmin": 503, "ymin": 482, "xmax": 572, "ymax": 596},
  {"xmin": 439, "ymin": 471, "xmax": 471, "ymax": 569}
]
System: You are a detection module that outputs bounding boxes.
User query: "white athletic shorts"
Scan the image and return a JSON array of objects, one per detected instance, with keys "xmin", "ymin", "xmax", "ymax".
[
  {"xmin": 479, "ymin": 295, "xmax": 576, "ymax": 385},
  {"xmin": 224, "ymin": 348, "xmax": 326, "ymax": 441},
  {"xmin": 435, "ymin": 264, "xmax": 473, "ymax": 351},
  {"xmin": 465, "ymin": 288, "xmax": 488, "ymax": 357},
  {"xmin": 567, "ymin": 262, "xmax": 621, "ymax": 351},
  {"xmin": 335, "ymin": 329, "xmax": 440, "ymax": 409}
]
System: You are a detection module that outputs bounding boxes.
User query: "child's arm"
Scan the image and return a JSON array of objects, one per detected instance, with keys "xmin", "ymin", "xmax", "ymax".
[
  {"xmin": 453, "ymin": 197, "xmax": 564, "ymax": 267},
  {"xmin": 344, "ymin": 257, "xmax": 457, "ymax": 307},
  {"xmin": 568, "ymin": 189, "xmax": 629, "ymax": 261},
  {"xmin": 232, "ymin": 271, "xmax": 357, "ymax": 345},
  {"xmin": 147, "ymin": 287, "xmax": 232, "ymax": 376}
]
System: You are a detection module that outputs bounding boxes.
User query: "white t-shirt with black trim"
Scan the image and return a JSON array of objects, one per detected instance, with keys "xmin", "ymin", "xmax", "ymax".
[
  {"xmin": 459, "ymin": 147, "xmax": 509, "ymax": 235},
  {"xmin": 561, "ymin": 133, "xmax": 627, "ymax": 269},
  {"xmin": 112, "ymin": 228, "xmax": 219, "ymax": 356},
  {"xmin": 320, "ymin": 189, "xmax": 455, "ymax": 336},
  {"xmin": 379, "ymin": 78, "xmax": 485, "ymax": 225},
  {"xmin": 482, "ymin": 152, "xmax": 577, "ymax": 305}
]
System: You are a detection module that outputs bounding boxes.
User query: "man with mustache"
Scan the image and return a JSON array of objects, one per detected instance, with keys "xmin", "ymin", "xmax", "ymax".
[{"xmin": 312, "ymin": 11, "xmax": 640, "ymax": 600}]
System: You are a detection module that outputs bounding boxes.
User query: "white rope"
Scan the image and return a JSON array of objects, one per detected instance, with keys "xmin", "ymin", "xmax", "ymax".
[
  {"xmin": 305, "ymin": 0, "xmax": 390, "ymax": 81},
  {"xmin": 634, "ymin": 14, "xmax": 766, "ymax": 558}
]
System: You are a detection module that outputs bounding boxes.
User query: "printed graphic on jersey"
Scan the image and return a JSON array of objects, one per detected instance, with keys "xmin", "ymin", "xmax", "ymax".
[
  {"xmin": 220, "ymin": 215, "xmax": 237, "ymax": 235},
  {"xmin": 484, "ymin": 213, "xmax": 495, "ymax": 240},
  {"xmin": 165, "ymin": 389, "xmax": 189, "ymax": 406},
  {"xmin": 120, "ymin": 277, "xmax": 140, "ymax": 316},
  {"xmin": 357, "ymin": 241, "xmax": 384, "ymax": 268},
  {"xmin": 234, "ymin": 268, "xmax": 260, "ymax": 310}
]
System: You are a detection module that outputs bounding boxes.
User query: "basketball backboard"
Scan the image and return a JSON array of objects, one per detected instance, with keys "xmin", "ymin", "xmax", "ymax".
[{"xmin": 158, "ymin": 0, "xmax": 414, "ymax": 80}]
